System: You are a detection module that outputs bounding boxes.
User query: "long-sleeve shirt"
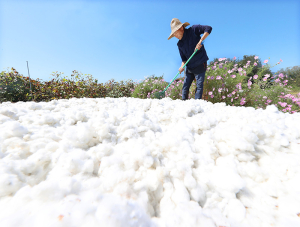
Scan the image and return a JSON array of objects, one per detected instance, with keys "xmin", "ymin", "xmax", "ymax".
[{"xmin": 177, "ymin": 24, "xmax": 212, "ymax": 73}]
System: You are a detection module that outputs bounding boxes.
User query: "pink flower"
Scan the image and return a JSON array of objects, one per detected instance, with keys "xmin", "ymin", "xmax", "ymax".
[
  {"xmin": 275, "ymin": 78, "xmax": 280, "ymax": 83},
  {"xmin": 264, "ymin": 59, "xmax": 268, "ymax": 63},
  {"xmin": 264, "ymin": 74, "xmax": 270, "ymax": 78},
  {"xmin": 254, "ymin": 62, "xmax": 257, "ymax": 66},
  {"xmin": 222, "ymin": 96, "xmax": 225, "ymax": 99},
  {"xmin": 216, "ymin": 76, "xmax": 222, "ymax": 80},
  {"xmin": 238, "ymin": 68, "xmax": 242, "ymax": 72},
  {"xmin": 240, "ymin": 98, "xmax": 246, "ymax": 105},
  {"xmin": 231, "ymin": 98, "xmax": 233, "ymax": 102},
  {"xmin": 211, "ymin": 95, "xmax": 214, "ymax": 98},
  {"xmin": 207, "ymin": 76, "xmax": 210, "ymax": 79},
  {"xmin": 231, "ymin": 75, "xmax": 236, "ymax": 78},
  {"xmin": 247, "ymin": 80, "xmax": 252, "ymax": 86},
  {"xmin": 253, "ymin": 75, "xmax": 258, "ymax": 79},
  {"xmin": 279, "ymin": 102, "xmax": 287, "ymax": 107},
  {"xmin": 211, "ymin": 76, "xmax": 214, "ymax": 80},
  {"xmin": 218, "ymin": 88, "xmax": 222, "ymax": 93},
  {"xmin": 263, "ymin": 77, "xmax": 267, "ymax": 81},
  {"xmin": 232, "ymin": 91, "xmax": 236, "ymax": 95},
  {"xmin": 208, "ymin": 91, "xmax": 213, "ymax": 95},
  {"xmin": 227, "ymin": 94, "xmax": 232, "ymax": 97},
  {"xmin": 254, "ymin": 56, "xmax": 259, "ymax": 59},
  {"xmin": 233, "ymin": 56, "xmax": 236, "ymax": 60}
]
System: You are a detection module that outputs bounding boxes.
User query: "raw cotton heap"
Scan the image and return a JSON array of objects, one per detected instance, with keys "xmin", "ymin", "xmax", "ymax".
[{"xmin": 0, "ymin": 97, "xmax": 300, "ymax": 227}]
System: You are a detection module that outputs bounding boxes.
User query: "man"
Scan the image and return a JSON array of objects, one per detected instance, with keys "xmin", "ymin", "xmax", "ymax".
[{"xmin": 168, "ymin": 18, "xmax": 212, "ymax": 100}]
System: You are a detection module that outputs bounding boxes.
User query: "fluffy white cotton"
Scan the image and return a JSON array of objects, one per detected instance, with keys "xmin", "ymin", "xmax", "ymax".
[{"xmin": 0, "ymin": 97, "xmax": 300, "ymax": 227}]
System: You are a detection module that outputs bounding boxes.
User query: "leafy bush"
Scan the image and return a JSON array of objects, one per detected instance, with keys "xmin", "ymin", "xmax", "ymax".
[
  {"xmin": 0, "ymin": 68, "xmax": 31, "ymax": 102},
  {"xmin": 0, "ymin": 69, "xmax": 136, "ymax": 103},
  {"xmin": 105, "ymin": 78, "xmax": 135, "ymax": 98}
]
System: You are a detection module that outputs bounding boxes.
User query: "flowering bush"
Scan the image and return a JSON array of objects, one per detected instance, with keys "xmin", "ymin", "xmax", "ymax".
[{"xmin": 131, "ymin": 56, "xmax": 300, "ymax": 114}]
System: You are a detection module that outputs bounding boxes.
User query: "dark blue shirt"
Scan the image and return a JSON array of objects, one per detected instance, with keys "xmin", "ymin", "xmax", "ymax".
[{"xmin": 177, "ymin": 24, "xmax": 212, "ymax": 73}]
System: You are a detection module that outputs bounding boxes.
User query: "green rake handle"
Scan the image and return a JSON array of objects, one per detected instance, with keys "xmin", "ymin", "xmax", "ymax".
[{"xmin": 162, "ymin": 48, "xmax": 199, "ymax": 93}]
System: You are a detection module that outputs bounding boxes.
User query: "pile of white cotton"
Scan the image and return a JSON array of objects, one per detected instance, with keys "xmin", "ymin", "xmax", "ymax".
[{"xmin": 0, "ymin": 97, "xmax": 300, "ymax": 227}]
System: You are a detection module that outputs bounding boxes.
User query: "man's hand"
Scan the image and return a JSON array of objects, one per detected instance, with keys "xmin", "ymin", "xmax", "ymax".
[
  {"xmin": 194, "ymin": 42, "xmax": 203, "ymax": 52},
  {"xmin": 179, "ymin": 61, "xmax": 186, "ymax": 74},
  {"xmin": 178, "ymin": 66, "xmax": 184, "ymax": 74}
]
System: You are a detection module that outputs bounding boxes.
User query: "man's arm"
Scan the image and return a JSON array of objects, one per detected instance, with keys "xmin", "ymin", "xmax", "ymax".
[{"xmin": 195, "ymin": 32, "xmax": 209, "ymax": 51}]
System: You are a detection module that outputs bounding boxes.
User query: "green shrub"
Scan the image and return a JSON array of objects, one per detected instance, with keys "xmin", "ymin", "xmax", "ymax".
[{"xmin": 0, "ymin": 68, "xmax": 31, "ymax": 102}]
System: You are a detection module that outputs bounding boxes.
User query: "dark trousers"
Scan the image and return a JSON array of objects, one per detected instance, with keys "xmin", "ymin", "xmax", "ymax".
[{"xmin": 182, "ymin": 71, "xmax": 206, "ymax": 100}]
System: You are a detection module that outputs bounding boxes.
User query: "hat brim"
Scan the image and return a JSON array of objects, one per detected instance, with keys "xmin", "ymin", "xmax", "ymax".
[{"xmin": 168, "ymin": 22, "xmax": 190, "ymax": 40}]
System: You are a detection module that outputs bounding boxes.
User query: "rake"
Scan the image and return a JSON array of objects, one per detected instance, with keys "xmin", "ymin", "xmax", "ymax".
[{"xmin": 151, "ymin": 48, "xmax": 199, "ymax": 99}]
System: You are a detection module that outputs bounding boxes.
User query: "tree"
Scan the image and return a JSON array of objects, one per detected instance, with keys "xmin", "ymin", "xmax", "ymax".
[{"xmin": 276, "ymin": 65, "xmax": 300, "ymax": 88}]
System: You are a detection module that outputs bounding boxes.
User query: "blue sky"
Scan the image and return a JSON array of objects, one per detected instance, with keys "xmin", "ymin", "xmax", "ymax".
[{"xmin": 1, "ymin": 0, "xmax": 299, "ymax": 85}]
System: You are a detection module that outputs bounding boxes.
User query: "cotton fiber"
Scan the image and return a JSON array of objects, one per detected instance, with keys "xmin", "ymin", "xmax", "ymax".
[{"xmin": 0, "ymin": 97, "xmax": 300, "ymax": 227}]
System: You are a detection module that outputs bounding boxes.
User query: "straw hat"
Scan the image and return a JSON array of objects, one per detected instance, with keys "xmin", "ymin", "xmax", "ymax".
[{"xmin": 168, "ymin": 18, "xmax": 190, "ymax": 40}]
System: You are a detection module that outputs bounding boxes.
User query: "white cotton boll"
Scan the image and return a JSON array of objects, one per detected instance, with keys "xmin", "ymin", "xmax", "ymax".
[
  {"xmin": 59, "ymin": 177, "xmax": 82, "ymax": 195},
  {"xmin": 0, "ymin": 121, "xmax": 28, "ymax": 139},
  {"xmin": 277, "ymin": 195, "xmax": 300, "ymax": 216},
  {"xmin": 285, "ymin": 173, "xmax": 300, "ymax": 194},
  {"xmin": 190, "ymin": 185, "xmax": 206, "ymax": 206},
  {"xmin": 241, "ymin": 130, "xmax": 259, "ymax": 144},
  {"xmin": 113, "ymin": 182, "xmax": 130, "ymax": 196},
  {"xmin": 237, "ymin": 153, "xmax": 255, "ymax": 162},
  {"xmin": 215, "ymin": 155, "xmax": 238, "ymax": 171},
  {"xmin": 144, "ymin": 169, "xmax": 159, "ymax": 192},
  {"xmin": 96, "ymin": 123, "xmax": 110, "ymax": 139},
  {"xmin": 261, "ymin": 176, "xmax": 285, "ymax": 198},
  {"xmin": 28, "ymin": 102, "xmax": 42, "ymax": 110},
  {"xmin": 0, "ymin": 150, "xmax": 4, "ymax": 159},
  {"xmin": 215, "ymin": 141, "xmax": 231, "ymax": 156},
  {"xmin": 30, "ymin": 180, "xmax": 64, "ymax": 201},
  {"xmin": 265, "ymin": 105, "xmax": 279, "ymax": 113},
  {"xmin": 143, "ymin": 156, "xmax": 154, "ymax": 168},
  {"xmin": 0, "ymin": 108, "xmax": 18, "ymax": 120},
  {"xmin": 133, "ymin": 180, "xmax": 146, "ymax": 191},
  {"xmin": 224, "ymin": 198, "xmax": 246, "ymax": 223},
  {"xmin": 202, "ymin": 208, "xmax": 230, "ymax": 227},
  {"xmin": 160, "ymin": 182, "xmax": 176, "ymax": 216},
  {"xmin": 45, "ymin": 141, "xmax": 59, "ymax": 152},
  {"xmin": 171, "ymin": 179, "xmax": 190, "ymax": 205},
  {"xmin": 95, "ymin": 194, "xmax": 153, "ymax": 227},
  {"xmin": 27, "ymin": 149, "xmax": 51, "ymax": 166},
  {"xmin": 40, "ymin": 115, "xmax": 58, "ymax": 125},
  {"xmin": 63, "ymin": 123, "xmax": 96, "ymax": 149},
  {"xmin": 165, "ymin": 201, "xmax": 216, "ymax": 227},
  {"xmin": 0, "ymin": 173, "xmax": 23, "ymax": 196},
  {"xmin": 82, "ymin": 159, "xmax": 94, "ymax": 174},
  {"xmin": 183, "ymin": 174, "xmax": 197, "ymax": 190},
  {"xmin": 28, "ymin": 138, "xmax": 51, "ymax": 153},
  {"xmin": 244, "ymin": 161, "xmax": 268, "ymax": 183},
  {"xmin": 94, "ymin": 144, "xmax": 113, "ymax": 161},
  {"xmin": 0, "ymin": 114, "xmax": 10, "ymax": 124},
  {"xmin": 66, "ymin": 158, "xmax": 84, "ymax": 174},
  {"xmin": 210, "ymin": 166, "xmax": 246, "ymax": 198}
]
